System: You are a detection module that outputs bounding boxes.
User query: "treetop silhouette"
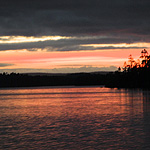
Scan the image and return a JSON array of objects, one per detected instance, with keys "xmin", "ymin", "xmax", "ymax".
[{"xmin": 122, "ymin": 49, "xmax": 150, "ymax": 72}]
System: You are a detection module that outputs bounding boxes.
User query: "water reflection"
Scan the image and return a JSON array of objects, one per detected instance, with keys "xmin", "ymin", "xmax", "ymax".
[{"xmin": 0, "ymin": 87, "xmax": 150, "ymax": 149}]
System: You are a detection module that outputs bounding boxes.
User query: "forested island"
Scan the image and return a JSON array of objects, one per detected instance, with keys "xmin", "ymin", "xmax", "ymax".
[{"xmin": 1, "ymin": 49, "xmax": 150, "ymax": 88}]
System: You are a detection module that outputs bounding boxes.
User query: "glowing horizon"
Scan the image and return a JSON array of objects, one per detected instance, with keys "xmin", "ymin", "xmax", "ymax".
[
  {"xmin": 0, "ymin": 35, "xmax": 149, "ymax": 73},
  {"xmin": 0, "ymin": 46, "xmax": 146, "ymax": 73}
]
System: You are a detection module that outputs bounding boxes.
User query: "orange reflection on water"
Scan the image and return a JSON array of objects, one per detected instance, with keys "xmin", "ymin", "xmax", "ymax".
[
  {"xmin": 1, "ymin": 87, "xmax": 150, "ymax": 149},
  {"xmin": 0, "ymin": 87, "xmax": 145, "ymax": 118}
]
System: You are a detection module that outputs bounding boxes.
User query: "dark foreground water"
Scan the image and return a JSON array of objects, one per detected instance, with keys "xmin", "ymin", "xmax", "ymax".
[{"xmin": 0, "ymin": 86, "xmax": 150, "ymax": 150}]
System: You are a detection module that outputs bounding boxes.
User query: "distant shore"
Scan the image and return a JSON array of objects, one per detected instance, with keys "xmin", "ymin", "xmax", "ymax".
[
  {"xmin": 0, "ymin": 70, "xmax": 150, "ymax": 89},
  {"xmin": 0, "ymin": 72, "xmax": 108, "ymax": 88}
]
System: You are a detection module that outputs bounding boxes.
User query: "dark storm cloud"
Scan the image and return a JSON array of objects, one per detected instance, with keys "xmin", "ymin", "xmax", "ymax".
[{"xmin": 0, "ymin": 0, "xmax": 150, "ymax": 39}]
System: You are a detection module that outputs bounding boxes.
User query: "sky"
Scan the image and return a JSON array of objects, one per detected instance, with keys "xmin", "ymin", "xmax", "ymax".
[{"xmin": 0, "ymin": 0, "xmax": 150, "ymax": 73}]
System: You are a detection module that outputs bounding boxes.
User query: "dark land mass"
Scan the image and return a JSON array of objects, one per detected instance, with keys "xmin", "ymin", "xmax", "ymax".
[
  {"xmin": 0, "ymin": 69, "xmax": 150, "ymax": 89},
  {"xmin": 106, "ymin": 68, "xmax": 150, "ymax": 89},
  {"xmin": 0, "ymin": 72, "xmax": 108, "ymax": 88}
]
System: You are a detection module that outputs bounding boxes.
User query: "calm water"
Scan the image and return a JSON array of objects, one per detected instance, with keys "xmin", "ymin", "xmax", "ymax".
[{"xmin": 0, "ymin": 86, "xmax": 150, "ymax": 150}]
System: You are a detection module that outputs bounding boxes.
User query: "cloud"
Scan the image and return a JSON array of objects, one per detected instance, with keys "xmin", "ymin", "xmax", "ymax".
[
  {"xmin": 0, "ymin": 63, "xmax": 14, "ymax": 67},
  {"xmin": 0, "ymin": 65, "xmax": 117, "ymax": 73},
  {"xmin": 0, "ymin": 0, "xmax": 150, "ymax": 38},
  {"xmin": 0, "ymin": 35, "xmax": 147, "ymax": 52},
  {"xmin": 0, "ymin": 1, "xmax": 150, "ymax": 52}
]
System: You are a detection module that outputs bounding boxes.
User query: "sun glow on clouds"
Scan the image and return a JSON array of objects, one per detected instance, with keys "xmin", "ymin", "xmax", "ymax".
[
  {"xmin": 0, "ymin": 34, "xmax": 149, "ymax": 73},
  {"xmin": 0, "ymin": 36, "xmax": 71, "ymax": 43},
  {"xmin": 81, "ymin": 42, "xmax": 150, "ymax": 48}
]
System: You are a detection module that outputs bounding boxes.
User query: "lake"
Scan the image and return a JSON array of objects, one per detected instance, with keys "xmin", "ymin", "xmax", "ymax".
[{"xmin": 0, "ymin": 86, "xmax": 150, "ymax": 150}]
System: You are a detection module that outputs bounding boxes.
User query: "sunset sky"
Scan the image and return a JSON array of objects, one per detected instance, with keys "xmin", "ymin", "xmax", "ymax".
[{"xmin": 0, "ymin": 0, "xmax": 150, "ymax": 73}]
